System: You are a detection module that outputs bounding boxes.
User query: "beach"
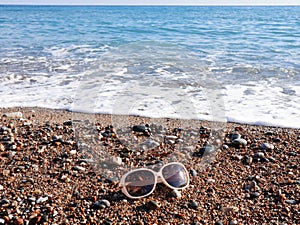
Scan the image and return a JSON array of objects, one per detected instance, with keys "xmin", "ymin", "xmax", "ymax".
[
  {"xmin": 0, "ymin": 107, "xmax": 299, "ymax": 225},
  {"xmin": 1, "ymin": 5, "xmax": 300, "ymax": 224}
]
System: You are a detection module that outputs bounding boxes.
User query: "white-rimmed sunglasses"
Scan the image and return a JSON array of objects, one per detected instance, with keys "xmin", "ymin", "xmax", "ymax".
[{"xmin": 120, "ymin": 162, "xmax": 190, "ymax": 199}]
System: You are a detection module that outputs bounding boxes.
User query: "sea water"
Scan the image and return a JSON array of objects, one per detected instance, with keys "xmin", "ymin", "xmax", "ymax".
[{"xmin": 0, "ymin": 5, "xmax": 299, "ymax": 128}]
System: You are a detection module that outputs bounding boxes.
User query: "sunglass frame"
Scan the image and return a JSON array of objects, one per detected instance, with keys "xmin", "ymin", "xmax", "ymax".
[{"xmin": 120, "ymin": 162, "xmax": 190, "ymax": 199}]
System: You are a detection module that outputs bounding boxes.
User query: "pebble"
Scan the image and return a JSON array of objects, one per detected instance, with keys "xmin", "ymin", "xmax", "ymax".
[
  {"xmin": 14, "ymin": 217, "xmax": 23, "ymax": 225},
  {"xmin": 144, "ymin": 139, "xmax": 160, "ymax": 148},
  {"xmin": 194, "ymin": 145, "xmax": 214, "ymax": 157},
  {"xmin": 110, "ymin": 156, "xmax": 123, "ymax": 166},
  {"xmin": 93, "ymin": 199, "xmax": 111, "ymax": 209},
  {"xmin": 231, "ymin": 133, "xmax": 241, "ymax": 140},
  {"xmin": 215, "ymin": 222, "xmax": 223, "ymax": 225},
  {"xmin": 73, "ymin": 166, "xmax": 86, "ymax": 172},
  {"xmin": 254, "ymin": 152, "xmax": 265, "ymax": 158},
  {"xmin": 0, "ymin": 218, "xmax": 5, "ymax": 224},
  {"xmin": 36, "ymin": 196, "xmax": 48, "ymax": 204},
  {"xmin": 170, "ymin": 189, "xmax": 182, "ymax": 198},
  {"xmin": 190, "ymin": 169, "xmax": 197, "ymax": 177},
  {"xmin": 132, "ymin": 125, "xmax": 151, "ymax": 134},
  {"xmin": 0, "ymin": 185, "xmax": 4, "ymax": 191},
  {"xmin": 70, "ymin": 150, "xmax": 77, "ymax": 155},
  {"xmin": 147, "ymin": 200, "xmax": 160, "ymax": 210},
  {"xmin": 229, "ymin": 220, "xmax": 238, "ymax": 225},
  {"xmin": 165, "ymin": 135, "xmax": 178, "ymax": 140},
  {"xmin": 285, "ymin": 200, "xmax": 297, "ymax": 204},
  {"xmin": 3, "ymin": 112, "xmax": 23, "ymax": 118},
  {"xmin": 232, "ymin": 138, "xmax": 247, "ymax": 147},
  {"xmin": 3, "ymin": 169, "xmax": 10, "ymax": 176},
  {"xmin": 244, "ymin": 181, "xmax": 258, "ymax": 191},
  {"xmin": 221, "ymin": 206, "xmax": 239, "ymax": 213},
  {"xmin": 243, "ymin": 155, "xmax": 253, "ymax": 165},
  {"xmin": 250, "ymin": 192, "xmax": 260, "ymax": 199},
  {"xmin": 261, "ymin": 143, "xmax": 274, "ymax": 150},
  {"xmin": 188, "ymin": 200, "xmax": 198, "ymax": 209},
  {"xmin": 207, "ymin": 178, "xmax": 216, "ymax": 183},
  {"xmin": 222, "ymin": 144, "xmax": 229, "ymax": 150}
]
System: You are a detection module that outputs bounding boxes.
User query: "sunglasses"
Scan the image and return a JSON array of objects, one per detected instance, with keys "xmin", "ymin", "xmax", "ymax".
[{"xmin": 120, "ymin": 162, "xmax": 190, "ymax": 199}]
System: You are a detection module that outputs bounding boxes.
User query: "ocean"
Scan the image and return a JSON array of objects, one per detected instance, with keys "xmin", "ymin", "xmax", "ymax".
[{"xmin": 0, "ymin": 5, "xmax": 299, "ymax": 128}]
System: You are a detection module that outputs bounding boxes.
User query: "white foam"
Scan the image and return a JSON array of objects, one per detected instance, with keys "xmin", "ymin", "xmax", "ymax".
[{"xmin": 1, "ymin": 43, "xmax": 299, "ymax": 129}]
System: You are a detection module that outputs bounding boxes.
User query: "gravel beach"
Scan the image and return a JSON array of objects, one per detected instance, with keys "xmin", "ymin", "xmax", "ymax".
[{"xmin": 0, "ymin": 107, "xmax": 299, "ymax": 225}]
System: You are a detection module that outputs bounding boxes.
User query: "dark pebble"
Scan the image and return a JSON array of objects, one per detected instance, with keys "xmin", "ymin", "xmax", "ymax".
[
  {"xmin": 273, "ymin": 138, "xmax": 281, "ymax": 142},
  {"xmin": 63, "ymin": 120, "xmax": 73, "ymax": 126},
  {"xmin": 215, "ymin": 222, "xmax": 223, "ymax": 225},
  {"xmin": 132, "ymin": 125, "xmax": 150, "ymax": 133},
  {"xmin": 232, "ymin": 138, "xmax": 247, "ymax": 147},
  {"xmin": 147, "ymin": 200, "xmax": 160, "ymax": 210},
  {"xmin": 190, "ymin": 169, "xmax": 197, "ymax": 177},
  {"xmin": 285, "ymin": 200, "xmax": 297, "ymax": 204},
  {"xmin": 188, "ymin": 200, "xmax": 198, "ymax": 209},
  {"xmin": 250, "ymin": 192, "xmax": 260, "ymax": 199},
  {"xmin": 231, "ymin": 133, "xmax": 241, "ymax": 140},
  {"xmin": 194, "ymin": 145, "xmax": 214, "ymax": 157}
]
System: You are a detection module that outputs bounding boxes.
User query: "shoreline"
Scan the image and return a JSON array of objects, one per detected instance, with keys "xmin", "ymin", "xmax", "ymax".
[
  {"xmin": 0, "ymin": 107, "xmax": 299, "ymax": 224},
  {"xmin": 1, "ymin": 106, "xmax": 299, "ymax": 129}
]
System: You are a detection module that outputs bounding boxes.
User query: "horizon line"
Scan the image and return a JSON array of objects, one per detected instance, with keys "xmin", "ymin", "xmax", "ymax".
[{"xmin": 0, "ymin": 4, "xmax": 299, "ymax": 6}]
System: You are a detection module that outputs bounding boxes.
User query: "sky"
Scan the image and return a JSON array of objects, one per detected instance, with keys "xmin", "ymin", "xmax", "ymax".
[{"xmin": 0, "ymin": 0, "xmax": 299, "ymax": 5}]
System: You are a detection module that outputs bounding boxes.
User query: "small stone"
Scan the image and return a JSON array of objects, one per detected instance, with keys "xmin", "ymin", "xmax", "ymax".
[
  {"xmin": 3, "ymin": 170, "xmax": 10, "ymax": 176},
  {"xmin": 28, "ymin": 197, "xmax": 36, "ymax": 202},
  {"xmin": 167, "ymin": 139, "xmax": 175, "ymax": 145},
  {"xmin": 170, "ymin": 189, "xmax": 182, "ymax": 198},
  {"xmin": 147, "ymin": 200, "xmax": 160, "ymax": 210},
  {"xmin": 132, "ymin": 125, "xmax": 151, "ymax": 135},
  {"xmin": 250, "ymin": 192, "xmax": 260, "ymax": 199},
  {"xmin": 231, "ymin": 133, "xmax": 241, "ymax": 140},
  {"xmin": 3, "ymin": 112, "xmax": 23, "ymax": 119},
  {"xmin": 36, "ymin": 196, "xmax": 48, "ymax": 204},
  {"xmin": 215, "ymin": 222, "xmax": 223, "ymax": 225},
  {"xmin": 98, "ymin": 199, "xmax": 111, "ymax": 207},
  {"xmin": 194, "ymin": 145, "xmax": 214, "ymax": 157},
  {"xmin": 232, "ymin": 138, "xmax": 247, "ymax": 147},
  {"xmin": 144, "ymin": 139, "xmax": 160, "ymax": 148},
  {"xmin": 0, "ymin": 218, "xmax": 5, "ymax": 224},
  {"xmin": 0, "ymin": 185, "xmax": 4, "ymax": 191},
  {"xmin": 289, "ymin": 151, "xmax": 297, "ymax": 156},
  {"xmin": 243, "ymin": 155, "xmax": 253, "ymax": 165},
  {"xmin": 1, "ymin": 199, "xmax": 10, "ymax": 205},
  {"xmin": 73, "ymin": 166, "xmax": 86, "ymax": 172},
  {"xmin": 221, "ymin": 206, "xmax": 239, "ymax": 213},
  {"xmin": 14, "ymin": 217, "xmax": 23, "ymax": 225},
  {"xmin": 63, "ymin": 120, "xmax": 73, "ymax": 126},
  {"xmin": 188, "ymin": 200, "xmax": 198, "ymax": 209},
  {"xmin": 261, "ymin": 143, "xmax": 274, "ymax": 150},
  {"xmin": 207, "ymin": 178, "xmax": 216, "ymax": 183},
  {"xmin": 93, "ymin": 199, "xmax": 110, "ymax": 209},
  {"xmin": 70, "ymin": 150, "xmax": 77, "ymax": 155},
  {"xmin": 229, "ymin": 220, "xmax": 238, "ymax": 225},
  {"xmin": 285, "ymin": 200, "xmax": 297, "ymax": 204},
  {"xmin": 190, "ymin": 169, "xmax": 197, "ymax": 177},
  {"xmin": 165, "ymin": 135, "xmax": 178, "ymax": 140},
  {"xmin": 0, "ymin": 143, "xmax": 5, "ymax": 151},
  {"xmin": 254, "ymin": 152, "xmax": 265, "ymax": 158},
  {"xmin": 273, "ymin": 138, "xmax": 281, "ymax": 142},
  {"xmin": 244, "ymin": 181, "xmax": 258, "ymax": 191},
  {"xmin": 110, "ymin": 156, "xmax": 123, "ymax": 166},
  {"xmin": 222, "ymin": 144, "xmax": 229, "ymax": 150}
]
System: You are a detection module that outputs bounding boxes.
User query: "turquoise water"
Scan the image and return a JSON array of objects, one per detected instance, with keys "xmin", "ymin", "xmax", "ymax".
[{"xmin": 1, "ymin": 5, "xmax": 300, "ymax": 127}]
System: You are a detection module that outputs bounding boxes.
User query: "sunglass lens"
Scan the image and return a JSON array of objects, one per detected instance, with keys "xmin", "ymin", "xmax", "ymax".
[
  {"xmin": 162, "ymin": 164, "xmax": 189, "ymax": 188},
  {"xmin": 125, "ymin": 170, "xmax": 155, "ymax": 197}
]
